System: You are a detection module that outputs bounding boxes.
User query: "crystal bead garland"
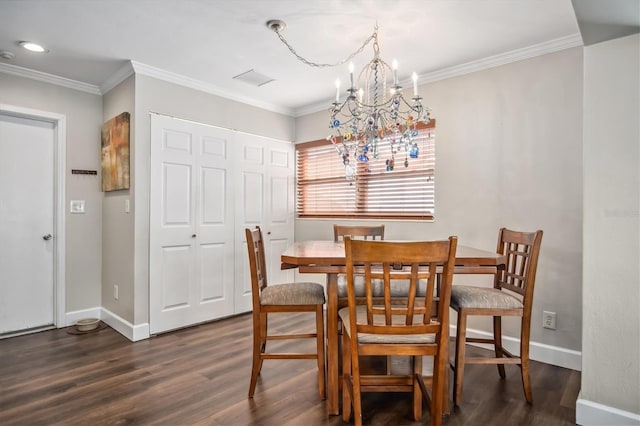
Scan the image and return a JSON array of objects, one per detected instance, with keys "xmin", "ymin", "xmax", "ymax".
[{"xmin": 327, "ymin": 29, "xmax": 430, "ymax": 181}]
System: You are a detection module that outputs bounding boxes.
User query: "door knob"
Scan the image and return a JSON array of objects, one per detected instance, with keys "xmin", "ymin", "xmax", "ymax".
[
  {"xmin": 191, "ymin": 234, "xmax": 197, "ymax": 238},
  {"xmin": 267, "ymin": 231, "xmax": 271, "ymax": 235},
  {"xmin": 43, "ymin": 234, "xmax": 52, "ymax": 241}
]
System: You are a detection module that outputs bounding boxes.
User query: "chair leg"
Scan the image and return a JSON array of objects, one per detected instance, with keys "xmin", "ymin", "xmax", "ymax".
[
  {"xmin": 412, "ymin": 356, "xmax": 423, "ymax": 421},
  {"xmin": 316, "ymin": 305, "xmax": 326, "ymax": 400},
  {"xmin": 431, "ymin": 351, "xmax": 444, "ymax": 426},
  {"xmin": 342, "ymin": 331, "xmax": 352, "ymax": 423},
  {"xmin": 453, "ymin": 309, "xmax": 467, "ymax": 406},
  {"xmin": 248, "ymin": 312, "xmax": 265, "ymax": 398},
  {"xmin": 259, "ymin": 312, "xmax": 267, "ymax": 371},
  {"xmin": 521, "ymin": 357, "xmax": 533, "ymax": 403},
  {"xmin": 520, "ymin": 321, "xmax": 533, "ymax": 403},
  {"xmin": 352, "ymin": 347, "xmax": 363, "ymax": 426},
  {"xmin": 343, "ymin": 329, "xmax": 362, "ymax": 426},
  {"xmin": 493, "ymin": 316, "xmax": 506, "ymax": 379},
  {"xmin": 261, "ymin": 312, "xmax": 268, "ymax": 349}
]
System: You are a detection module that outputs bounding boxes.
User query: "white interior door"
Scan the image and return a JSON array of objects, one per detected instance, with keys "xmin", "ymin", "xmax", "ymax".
[
  {"xmin": 150, "ymin": 115, "xmax": 235, "ymax": 334},
  {"xmin": 234, "ymin": 133, "xmax": 294, "ymax": 313},
  {"xmin": 0, "ymin": 113, "xmax": 55, "ymax": 335}
]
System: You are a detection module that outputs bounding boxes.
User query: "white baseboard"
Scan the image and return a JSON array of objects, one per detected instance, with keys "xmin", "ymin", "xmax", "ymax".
[
  {"xmin": 450, "ymin": 325, "xmax": 582, "ymax": 371},
  {"xmin": 65, "ymin": 307, "xmax": 102, "ymax": 326},
  {"xmin": 100, "ymin": 308, "xmax": 150, "ymax": 342},
  {"xmin": 65, "ymin": 307, "xmax": 150, "ymax": 341},
  {"xmin": 576, "ymin": 397, "xmax": 640, "ymax": 425}
]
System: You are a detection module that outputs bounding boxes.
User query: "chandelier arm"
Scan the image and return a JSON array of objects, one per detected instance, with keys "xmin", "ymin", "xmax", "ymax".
[
  {"xmin": 396, "ymin": 94, "xmax": 424, "ymax": 113},
  {"xmin": 330, "ymin": 101, "xmax": 352, "ymax": 122},
  {"xmin": 272, "ymin": 25, "xmax": 378, "ymax": 68}
]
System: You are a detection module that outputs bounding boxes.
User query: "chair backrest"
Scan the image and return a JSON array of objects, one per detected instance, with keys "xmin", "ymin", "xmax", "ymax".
[
  {"xmin": 333, "ymin": 224, "xmax": 385, "ymax": 242},
  {"xmin": 495, "ymin": 228, "xmax": 543, "ymax": 311},
  {"xmin": 344, "ymin": 236, "xmax": 457, "ymax": 339},
  {"xmin": 245, "ymin": 226, "xmax": 268, "ymax": 309}
]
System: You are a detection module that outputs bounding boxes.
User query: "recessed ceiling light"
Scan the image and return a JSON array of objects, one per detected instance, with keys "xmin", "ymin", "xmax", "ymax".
[{"xmin": 19, "ymin": 41, "xmax": 48, "ymax": 53}]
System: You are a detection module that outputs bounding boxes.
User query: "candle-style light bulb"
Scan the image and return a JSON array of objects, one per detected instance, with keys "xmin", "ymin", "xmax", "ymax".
[
  {"xmin": 335, "ymin": 79, "xmax": 341, "ymax": 102},
  {"xmin": 412, "ymin": 72, "xmax": 418, "ymax": 97},
  {"xmin": 392, "ymin": 59, "xmax": 399, "ymax": 85},
  {"xmin": 358, "ymin": 88, "xmax": 364, "ymax": 103},
  {"xmin": 348, "ymin": 62, "xmax": 354, "ymax": 89}
]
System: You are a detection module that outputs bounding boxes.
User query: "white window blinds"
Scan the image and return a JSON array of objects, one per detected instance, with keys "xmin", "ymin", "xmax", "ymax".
[{"xmin": 296, "ymin": 121, "xmax": 435, "ymax": 219}]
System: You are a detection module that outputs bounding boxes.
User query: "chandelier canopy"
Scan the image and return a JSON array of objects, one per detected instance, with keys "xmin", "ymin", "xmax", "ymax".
[{"xmin": 268, "ymin": 20, "xmax": 431, "ymax": 180}]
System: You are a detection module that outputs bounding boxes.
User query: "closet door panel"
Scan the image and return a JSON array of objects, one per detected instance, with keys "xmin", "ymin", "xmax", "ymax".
[
  {"xmin": 200, "ymin": 243, "xmax": 227, "ymax": 301},
  {"xmin": 150, "ymin": 115, "xmax": 234, "ymax": 334}
]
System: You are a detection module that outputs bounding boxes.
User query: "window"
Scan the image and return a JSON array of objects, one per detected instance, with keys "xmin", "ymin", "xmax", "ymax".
[{"xmin": 296, "ymin": 121, "xmax": 435, "ymax": 220}]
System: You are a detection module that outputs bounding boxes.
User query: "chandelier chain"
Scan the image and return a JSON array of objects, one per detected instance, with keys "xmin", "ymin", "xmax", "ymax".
[{"xmin": 272, "ymin": 25, "xmax": 378, "ymax": 68}]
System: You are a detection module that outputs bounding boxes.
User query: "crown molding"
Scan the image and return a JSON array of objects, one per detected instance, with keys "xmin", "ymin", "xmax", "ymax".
[
  {"xmin": 417, "ymin": 32, "xmax": 584, "ymax": 85},
  {"xmin": 130, "ymin": 61, "xmax": 295, "ymax": 116},
  {"xmin": 0, "ymin": 62, "xmax": 101, "ymax": 95},
  {"xmin": 100, "ymin": 61, "xmax": 135, "ymax": 94},
  {"xmin": 0, "ymin": 32, "xmax": 583, "ymax": 116},
  {"xmin": 292, "ymin": 33, "xmax": 584, "ymax": 117}
]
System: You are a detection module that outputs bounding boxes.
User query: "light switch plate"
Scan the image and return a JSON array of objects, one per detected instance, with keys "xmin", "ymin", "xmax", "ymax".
[{"xmin": 70, "ymin": 200, "xmax": 85, "ymax": 214}]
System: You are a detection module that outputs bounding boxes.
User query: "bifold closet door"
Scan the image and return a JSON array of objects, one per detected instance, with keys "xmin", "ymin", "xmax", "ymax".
[
  {"xmin": 233, "ymin": 133, "xmax": 295, "ymax": 314},
  {"xmin": 150, "ymin": 114, "xmax": 235, "ymax": 334}
]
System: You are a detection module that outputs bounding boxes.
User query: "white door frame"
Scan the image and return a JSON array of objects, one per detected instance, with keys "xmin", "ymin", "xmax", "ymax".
[{"xmin": 0, "ymin": 104, "xmax": 66, "ymax": 328}]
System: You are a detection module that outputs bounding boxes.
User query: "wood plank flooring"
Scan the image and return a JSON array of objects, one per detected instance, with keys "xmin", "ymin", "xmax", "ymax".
[{"xmin": 0, "ymin": 312, "xmax": 580, "ymax": 425}]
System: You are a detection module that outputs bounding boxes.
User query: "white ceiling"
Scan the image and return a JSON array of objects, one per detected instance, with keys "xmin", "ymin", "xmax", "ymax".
[{"xmin": 0, "ymin": 1, "xmax": 633, "ymax": 116}]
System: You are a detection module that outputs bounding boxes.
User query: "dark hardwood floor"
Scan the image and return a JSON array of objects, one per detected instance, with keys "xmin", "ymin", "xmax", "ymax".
[{"xmin": 0, "ymin": 312, "xmax": 580, "ymax": 425}]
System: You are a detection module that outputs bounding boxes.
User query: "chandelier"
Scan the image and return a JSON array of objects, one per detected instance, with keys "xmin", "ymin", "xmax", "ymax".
[{"xmin": 268, "ymin": 20, "xmax": 431, "ymax": 180}]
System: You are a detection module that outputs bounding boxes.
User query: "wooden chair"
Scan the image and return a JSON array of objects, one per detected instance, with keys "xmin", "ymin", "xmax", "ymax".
[
  {"xmin": 450, "ymin": 228, "xmax": 543, "ymax": 406},
  {"xmin": 334, "ymin": 223, "xmax": 426, "ymax": 378},
  {"xmin": 333, "ymin": 224, "xmax": 385, "ymax": 242},
  {"xmin": 334, "ymin": 224, "xmax": 386, "ymax": 307},
  {"xmin": 340, "ymin": 236, "xmax": 458, "ymax": 426},
  {"xmin": 245, "ymin": 226, "xmax": 326, "ymax": 399}
]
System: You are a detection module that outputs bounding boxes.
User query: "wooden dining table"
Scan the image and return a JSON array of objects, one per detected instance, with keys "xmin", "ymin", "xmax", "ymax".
[{"xmin": 281, "ymin": 240, "xmax": 506, "ymax": 416}]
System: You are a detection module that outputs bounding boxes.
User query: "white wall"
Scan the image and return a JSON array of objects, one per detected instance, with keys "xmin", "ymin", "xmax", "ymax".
[
  {"xmin": 0, "ymin": 73, "xmax": 103, "ymax": 314},
  {"xmin": 579, "ymin": 33, "xmax": 640, "ymax": 422},
  {"xmin": 296, "ymin": 47, "xmax": 584, "ymax": 357}
]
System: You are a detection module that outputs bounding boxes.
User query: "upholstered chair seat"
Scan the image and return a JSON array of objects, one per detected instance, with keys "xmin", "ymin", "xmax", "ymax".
[
  {"xmin": 261, "ymin": 282, "xmax": 326, "ymax": 305},
  {"xmin": 450, "ymin": 286, "xmax": 523, "ymax": 310}
]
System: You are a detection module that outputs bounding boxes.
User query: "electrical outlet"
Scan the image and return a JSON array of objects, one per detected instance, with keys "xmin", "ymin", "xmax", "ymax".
[
  {"xmin": 114, "ymin": 284, "xmax": 119, "ymax": 300},
  {"xmin": 543, "ymin": 311, "xmax": 556, "ymax": 330}
]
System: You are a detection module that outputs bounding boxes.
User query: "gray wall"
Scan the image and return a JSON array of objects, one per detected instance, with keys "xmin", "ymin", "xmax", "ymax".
[
  {"xmin": 295, "ymin": 47, "xmax": 584, "ymax": 353},
  {"xmin": 582, "ymin": 33, "xmax": 640, "ymax": 415},
  {"xmin": 102, "ymin": 76, "xmax": 135, "ymax": 322},
  {"xmin": 0, "ymin": 73, "xmax": 103, "ymax": 314}
]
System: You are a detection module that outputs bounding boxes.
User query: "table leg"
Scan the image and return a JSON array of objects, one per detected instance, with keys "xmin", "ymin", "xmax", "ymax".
[{"xmin": 326, "ymin": 273, "xmax": 339, "ymax": 415}]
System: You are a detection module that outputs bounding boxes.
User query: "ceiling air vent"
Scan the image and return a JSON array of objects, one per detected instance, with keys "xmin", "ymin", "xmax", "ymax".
[{"xmin": 232, "ymin": 69, "xmax": 275, "ymax": 87}]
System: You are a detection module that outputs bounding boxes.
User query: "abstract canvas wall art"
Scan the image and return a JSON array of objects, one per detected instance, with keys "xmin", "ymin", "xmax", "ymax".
[{"xmin": 101, "ymin": 112, "xmax": 130, "ymax": 192}]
